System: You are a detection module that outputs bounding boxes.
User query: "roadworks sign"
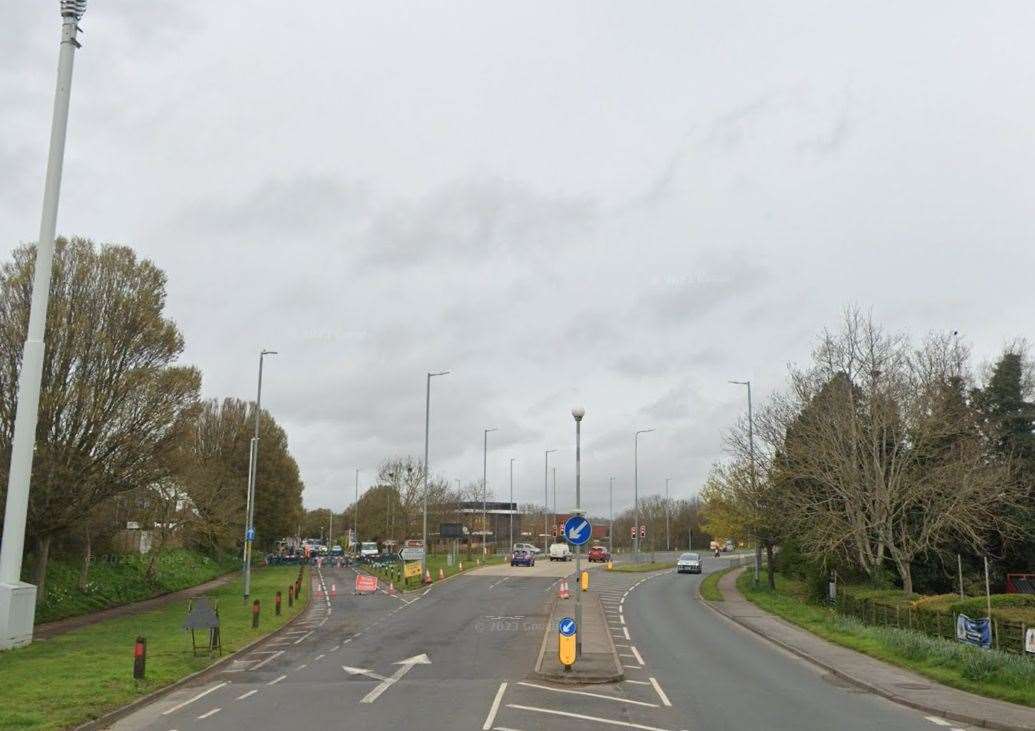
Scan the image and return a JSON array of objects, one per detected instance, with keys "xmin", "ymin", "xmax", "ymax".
[{"xmin": 404, "ymin": 561, "xmax": 422, "ymax": 579}]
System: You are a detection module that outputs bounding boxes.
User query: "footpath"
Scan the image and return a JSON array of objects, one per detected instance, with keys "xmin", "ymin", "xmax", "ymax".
[{"xmin": 709, "ymin": 568, "xmax": 1035, "ymax": 731}]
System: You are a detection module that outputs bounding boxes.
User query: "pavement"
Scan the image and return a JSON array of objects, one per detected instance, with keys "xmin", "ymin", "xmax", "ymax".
[
  {"xmin": 709, "ymin": 567, "xmax": 1035, "ymax": 731},
  {"xmin": 100, "ymin": 554, "xmax": 1034, "ymax": 731}
]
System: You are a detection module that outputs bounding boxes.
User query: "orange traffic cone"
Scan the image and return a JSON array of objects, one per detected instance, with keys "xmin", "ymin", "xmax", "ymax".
[
  {"xmin": 331, "ymin": 584, "xmax": 337, "ymax": 597},
  {"xmin": 438, "ymin": 568, "xmax": 445, "ymax": 580},
  {"xmin": 388, "ymin": 582, "xmax": 396, "ymax": 595},
  {"xmin": 559, "ymin": 579, "xmax": 570, "ymax": 599}
]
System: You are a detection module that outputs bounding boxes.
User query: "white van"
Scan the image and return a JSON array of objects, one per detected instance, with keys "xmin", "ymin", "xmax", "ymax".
[
  {"xmin": 548, "ymin": 542, "xmax": 572, "ymax": 561},
  {"xmin": 359, "ymin": 541, "xmax": 379, "ymax": 558}
]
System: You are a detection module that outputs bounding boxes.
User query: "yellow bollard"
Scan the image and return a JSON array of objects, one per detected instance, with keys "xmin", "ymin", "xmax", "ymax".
[
  {"xmin": 558, "ymin": 618, "xmax": 577, "ymax": 670},
  {"xmin": 580, "ymin": 570, "xmax": 589, "ymax": 591},
  {"xmin": 607, "ymin": 560, "xmax": 613, "ymax": 571}
]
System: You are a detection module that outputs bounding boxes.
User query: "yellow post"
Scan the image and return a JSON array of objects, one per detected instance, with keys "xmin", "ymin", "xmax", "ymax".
[
  {"xmin": 580, "ymin": 570, "xmax": 589, "ymax": 591},
  {"xmin": 559, "ymin": 634, "xmax": 576, "ymax": 669},
  {"xmin": 606, "ymin": 560, "xmax": 613, "ymax": 571}
]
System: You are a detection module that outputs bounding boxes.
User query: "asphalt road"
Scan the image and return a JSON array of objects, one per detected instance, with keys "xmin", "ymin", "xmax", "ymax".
[{"xmin": 114, "ymin": 556, "xmax": 976, "ymax": 731}]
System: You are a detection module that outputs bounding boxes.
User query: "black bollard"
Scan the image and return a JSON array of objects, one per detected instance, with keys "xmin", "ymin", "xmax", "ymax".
[
  {"xmin": 251, "ymin": 599, "xmax": 260, "ymax": 629},
  {"xmin": 133, "ymin": 636, "xmax": 147, "ymax": 679}
]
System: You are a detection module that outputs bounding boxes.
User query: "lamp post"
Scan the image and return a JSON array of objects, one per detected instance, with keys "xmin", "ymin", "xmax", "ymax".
[
  {"xmin": 482, "ymin": 427, "xmax": 497, "ymax": 555},
  {"xmin": 633, "ymin": 429, "xmax": 654, "ymax": 563},
  {"xmin": 571, "ymin": 406, "xmax": 585, "ymax": 656},
  {"xmin": 730, "ymin": 379, "xmax": 759, "ymax": 585},
  {"xmin": 0, "ymin": 0, "xmax": 87, "ymax": 651},
  {"xmin": 543, "ymin": 449, "xmax": 557, "ymax": 551},
  {"xmin": 243, "ymin": 349, "xmax": 277, "ymax": 600},
  {"xmin": 353, "ymin": 468, "xmax": 360, "ymax": 552},
  {"xmin": 665, "ymin": 477, "xmax": 671, "ymax": 552},
  {"xmin": 422, "ymin": 371, "xmax": 450, "ymax": 576},
  {"xmin": 509, "ymin": 458, "xmax": 516, "ymax": 552},
  {"xmin": 609, "ymin": 476, "xmax": 614, "ymax": 555}
]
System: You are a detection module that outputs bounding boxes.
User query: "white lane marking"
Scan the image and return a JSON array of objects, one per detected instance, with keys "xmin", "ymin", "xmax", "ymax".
[
  {"xmin": 516, "ymin": 682, "xmax": 658, "ymax": 707},
  {"xmin": 614, "ymin": 643, "xmax": 631, "ymax": 648},
  {"xmin": 620, "ymin": 615, "xmax": 626, "ymax": 625},
  {"xmin": 293, "ymin": 630, "xmax": 314, "ymax": 645},
  {"xmin": 314, "ymin": 654, "xmax": 326, "ymax": 661},
  {"xmin": 162, "ymin": 682, "xmax": 229, "ymax": 715},
  {"xmin": 358, "ymin": 654, "xmax": 431, "ymax": 704},
  {"xmin": 237, "ymin": 690, "xmax": 258, "ymax": 700},
  {"xmin": 196, "ymin": 708, "xmax": 221, "ymax": 720},
  {"xmin": 296, "ymin": 664, "xmax": 307, "ymax": 670},
  {"xmin": 482, "ymin": 681, "xmax": 508, "ymax": 730},
  {"xmin": 330, "ymin": 645, "xmax": 340, "ymax": 652},
  {"xmin": 493, "ymin": 727, "xmax": 523, "ymax": 731},
  {"xmin": 924, "ymin": 720, "xmax": 952, "ymax": 727},
  {"xmin": 267, "ymin": 674, "xmax": 287, "ymax": 685},
  {"xmin": 623, "ymin": 627, "xmax": 630, "ymax": 640},
  {"xmin": 649, "ymin": 677, "xmax": 672, "ymax": 707},
  {"xmin": 631, "ymin": 646, "xmax": 644, "ymax": 665},
  {"xmin": 506, "ymin": 704, "xmax": 672, "ymax": 731},
  {"xmin": 619, "ymin": 653, "xmax": 636, "ymax": 658},
  {"xmin": 624, "ymin": 679, "xmax": 650, "ymax": 685},
  {"xmin": 623, "ymin": 664, "xmax": 643, "ymax": 670},
  {"xmin": 250, "ymin": 650, "xmax": 284, "ymax": 670}
]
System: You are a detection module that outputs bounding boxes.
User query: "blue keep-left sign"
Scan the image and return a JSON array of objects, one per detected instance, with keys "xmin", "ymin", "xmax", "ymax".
[
  {"xmin": 559, "ymin": 617, "xmax": 577, "ymax": 637},
  {"xmin": 563, "ymin": 516, "xmax": 592, "ymax": 546}
]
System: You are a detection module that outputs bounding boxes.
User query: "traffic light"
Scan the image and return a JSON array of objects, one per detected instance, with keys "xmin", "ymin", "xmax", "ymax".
[{"xmin": 640, "ymin": 525, "xmax": 646, "ymax": 539}]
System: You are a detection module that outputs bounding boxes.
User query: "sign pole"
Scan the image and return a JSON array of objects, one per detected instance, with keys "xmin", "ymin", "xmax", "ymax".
[{"xmin": 571, "ymin": 407, "xmax": 585, "ymax": 658}]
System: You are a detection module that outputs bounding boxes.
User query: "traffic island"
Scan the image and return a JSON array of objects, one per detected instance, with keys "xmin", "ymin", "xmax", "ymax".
[{"xmin": 534, "ymin": 593, "xmax": 624, "ymax": 684}]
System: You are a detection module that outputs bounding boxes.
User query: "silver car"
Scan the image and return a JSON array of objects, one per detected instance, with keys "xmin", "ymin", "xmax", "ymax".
[{"xmin": 677, "ymin": 552, "xmax": 702, "ymax": 574}]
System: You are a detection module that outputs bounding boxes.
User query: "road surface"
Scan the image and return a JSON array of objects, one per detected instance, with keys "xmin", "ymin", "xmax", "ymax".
[{"xmin": 114, "ymin": 556, "xmax": 977, "ymax": 731}]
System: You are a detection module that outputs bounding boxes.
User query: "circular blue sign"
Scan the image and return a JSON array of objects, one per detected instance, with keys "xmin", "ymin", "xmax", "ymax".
[
  {"xmin": 562, "ymin": 516, "xmax": 592, "ymax": 546},
  {"xmin": 559, "ymin": 617, "xmax": 577, "ymax": 637}
]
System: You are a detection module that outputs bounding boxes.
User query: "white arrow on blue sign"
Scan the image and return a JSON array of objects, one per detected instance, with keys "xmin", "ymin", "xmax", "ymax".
[
  {"xmin": 563, "ymin": 516, "xmax": 592, "ymax": 546},
  {"xmin": 246, "ymin": 527, "xmax": 255, "ymax": 541},
  {"xmin": 558, "ymin": 617, "xmax": 577, "ymax": 637}
]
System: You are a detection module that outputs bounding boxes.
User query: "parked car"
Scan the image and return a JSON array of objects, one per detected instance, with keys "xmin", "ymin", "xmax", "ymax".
[
  {"xmin": 548, "ymin": 542, "xmax": 572, "ymax": 561},
  {"xmin": 677, "ymin": 552, "xmax": 702, "ymax": 574},
  {"xmin": 513, "ymin": 542, "xmax": 542, "ymax": 555},
  {"xmin": 359, "ymin": 541, "xmax": 380, "ymax": 558},
  {"xmin": 511, "ymin": 549, "xmax": 535, "ymax": 567},
  {"xmin": 587, "ymin": 545, "xmax": 610, "ymax": 562}
]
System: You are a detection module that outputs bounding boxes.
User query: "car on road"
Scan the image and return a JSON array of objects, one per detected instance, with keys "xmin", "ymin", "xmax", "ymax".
[
  {"xmin": 513, "ymin": 542, "xmax": 542, "ymax": 555},
  {"xmin": 548, "ymin": 542, "xmax": 572, "ymax": 561},
  {"xmin": 510, "ymin": 549, "xmax": 535, "ymax": 567},
  {"xmin": 587, "ymin": 545, "xmax": 610, "ymax": 562},
  {"xmin": 677, "ymin": 552, "xmax": 702, "ymax": 573}
]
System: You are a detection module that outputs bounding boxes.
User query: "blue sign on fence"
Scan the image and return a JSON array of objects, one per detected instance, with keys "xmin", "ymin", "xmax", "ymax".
[{"xmin": 956, "ymin": 613, "xmax": 991, "ymax": 649}]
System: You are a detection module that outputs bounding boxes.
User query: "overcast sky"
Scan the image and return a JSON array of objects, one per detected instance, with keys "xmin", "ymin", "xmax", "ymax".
[{"xmin": 3, "ymin": 2, "xmax": 1034, "ymax": 518}]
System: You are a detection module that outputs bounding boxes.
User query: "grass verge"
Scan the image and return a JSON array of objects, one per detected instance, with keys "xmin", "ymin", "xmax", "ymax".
[
  {"xmin": 611, "ymin": 561, "xmax": 675, "ymax": 573},
  {"xmin": 0, "ymin": 565, "xmax": 308, "ymax": 730},
  {"xmin": 736, "ymin": 570, "xmax": 1035, "ymax": 707},
  {"xmin": 361, "ymin": 553, "xmax": 506, "ymax": 590},
  {"xmin": 700, "ymin": 566, "xmax": 736, "ymax": 601}
]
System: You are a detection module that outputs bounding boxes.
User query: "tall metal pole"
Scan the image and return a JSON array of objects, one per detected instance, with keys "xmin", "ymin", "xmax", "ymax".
[
  {"xmin": 543, "ymin": 450, "xmax": 556, "ymax": 551},
  {"xmin": 572, "ymin": 407, "xmax": 585, "ymax": 657},
  {"xmin": 354, "ymin": 468, "xmax": 359, "ymax": 551},
  {"xmin": 609, "ymin": 476, "xmax": 614, "ymax": 555},
  {"xmin": 633, "ymin": 429, "xmax": 654, "ymax": 563},
  {"xmin": 665, "ymin": 477, "xmax": 671, "ymax": 552},
  {"xmin": 243, "ymin": 349, "xmax": 276, "ymax": 600},
  {"xmin": 731, "ymin": 380, "xmax": 759, "ymax": 585},
  {"xmin": 482, "ymin": 427, "xmax": 497, "ymax": 555},
  {"xmin": 0, "ymin": 0, "xmax": 86, "ymax": 649},
  {"xmin": 552, "ymin": 467, "xmax": 557, "ymax": 527},
  {"xmin": 422, "ymin": 371, "xmax": 449, "ymax": 577},
  {"xmin": 509, "ymin": 458, "xmax": 516, "ymax": 552}
]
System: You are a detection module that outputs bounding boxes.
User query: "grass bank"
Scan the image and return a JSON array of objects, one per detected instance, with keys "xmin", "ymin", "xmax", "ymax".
[
  {"xmin": 0, "ymin": 564, "xmax": 308, "ymax": 730},
  {"xmin": 611, "ymin": 561, "xmax": 674, "ymax": 573},
  {"xmin": 737, "ymin": 570, "xmax": 1035, "ymax": 707},
  {"xmin": 33, "ymin": 549, "xmax": 239, "ymax": 624},
  {"xmin": 700, "ymin": 566, "xmax": 736, "ymax": 601},
  {"xmin": 361, "ymin": 553, "xmax": 505, "ymax": 590}
]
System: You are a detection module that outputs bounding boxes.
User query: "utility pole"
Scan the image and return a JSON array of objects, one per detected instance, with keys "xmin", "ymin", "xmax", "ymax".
[
  {"xmin": 633, "ymin": 429, "xmax": 654, "ymax": 563},
  {"xmin": 572, "ymin": 407, "xmax": 585, "ymax": 657},
  {"xmin": 0, "ymin": 0, "xmax": 87, "ymax": 650},
  {"xmin": 543, "ymin": 449, "xmax": 557, "ymax": 551},
  {"xmin": 243, "ymin": 349, "xmax": 276, "ymax": 600},
  {"xmin": 482, "ymin": 428, "xmax": 497, "ymax": 555},
  {"xmin": 422, "ymin": 371, "xmax": 449, "ymax": 577},
  {"xmin": 354, "ymin": 469, "xmax": 359, "ymax": 551},
  {"xmin": 665, "ymin": 477, "xmax": 671, "ymax": 552},
  {"xmin": 609, "ymin": 476, "xmax": 614, "ymax": 556},
  {"xmin": 509, "ymin": 458, "xmax": 516, "ymax": 552},
  {"xmin": 731, "ymin": 380, "xmax": 759, "ymax": 585}
]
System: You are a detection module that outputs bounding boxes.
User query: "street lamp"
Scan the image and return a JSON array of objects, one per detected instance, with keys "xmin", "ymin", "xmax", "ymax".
[
  {"xmin": 543, "ymin": 449, "xmax": 557, "ymax": 551},
  {"xmin": 509, "ymin": 458, "xmax": 517, "ymax": 552},
  {"xmin": 243, "ymin": 349, "xmax": 277, "ymax": 600},
  {"xmin": 633, "ymin": 428, "xmax": 654, "ymax": 563},
  {"xmin": 422, "ymin": 370, "xmax": 450, "ymax": 577},
  {"xmin": 609, "ymin": 476, "xmax": 614, "ymax": 555},
  {"xmin": 0, "ymin": 0, "xmax": 87, "ymax": 650},
  {"xmin": 571, "ymin": 406, "xmax": 586, "ymax": 656},
  {"xmin": 730, "ymin": 379, "xmax": 759, "ymax": 585},
  {"xmin": 665, "ymin": 477, "xmax": 671, "ymax": 552},
  {"xmin": 482, "ymin": 427, "xmax": 498, "ymax": 555},
  {"xmin": 353, "ymin": 468, "xmax": 360, "ymax": 553}
]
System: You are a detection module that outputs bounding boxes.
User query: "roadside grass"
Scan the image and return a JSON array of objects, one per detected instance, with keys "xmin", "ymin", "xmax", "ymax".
[
  {"xmin": 33, "ymin": 549, "xmax": 239, "ymax": 624},
  {"xmin": 0, "ymin": 565, "xmax": 308, "ymax": 730},
  {"xmin": 360, "ymin": 553, "xmax": 505, "ymax": 591},
  {"xmin": 736, "ymin": 570, "xmax": 1035, "ymax": 707},
  {"xmin": 700, "ymin": 566, "xmax": 736, "ymax": 601},
  {"xmin": 611, "ymin": 561, "xmax": 675, "ymax": 573}
]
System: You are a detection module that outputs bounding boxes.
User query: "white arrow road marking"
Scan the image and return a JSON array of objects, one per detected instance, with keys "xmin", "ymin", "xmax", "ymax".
[{"xmin": 344, "ymin": 654, "xmax": 432, "ymax": 704}]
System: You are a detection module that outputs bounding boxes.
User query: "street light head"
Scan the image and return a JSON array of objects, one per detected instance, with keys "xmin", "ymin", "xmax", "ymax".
[
  {"xmin": 571, "ymin": 406, "xmax": 586, "ymax": 421},
  {"xmin": 430, "ymin": 370, "xmax": 450, "ymax": 377},
  {"xmin": 729, "ymin": 379, "xmax": 748, "ymax": 385},
  {"xmin": 636, "ymin": 428, "xmax": 655, "ymax": 436},
  {"xmin": 262, "ymin": 349, "xmax": 278, "ymax": 356},
  {"xmin": 485, "ymin": 427, "xmax": 498, "ymax": 434},
  {"xmin": 61, "ymin": 0, "xmax": 87, "ymax": 19}
]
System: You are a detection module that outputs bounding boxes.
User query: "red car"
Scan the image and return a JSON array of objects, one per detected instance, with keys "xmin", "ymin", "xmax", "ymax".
[{"xmin": 587, "ymin": 546, "xmax": 610, "ymax": 562}]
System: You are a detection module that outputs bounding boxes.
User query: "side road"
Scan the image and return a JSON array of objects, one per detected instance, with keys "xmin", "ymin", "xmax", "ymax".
[{"xmin": 707, "ymin": 568, "xmax": 1035, "ymax": 731}]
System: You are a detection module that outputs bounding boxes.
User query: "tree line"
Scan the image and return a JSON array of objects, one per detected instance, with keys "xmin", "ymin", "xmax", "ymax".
[
  {"xmin": 0, "ymin": 238, "xmax": 304, "ymax": 603},
  {"xmin": 702, "ymin": 308, "xmax": 1035, "ymax": 594}
]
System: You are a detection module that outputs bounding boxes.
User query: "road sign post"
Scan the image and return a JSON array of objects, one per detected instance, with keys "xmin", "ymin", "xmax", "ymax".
[{"xmin": 558, "ymin": 617, "xmax": 577, "ymax": 670}]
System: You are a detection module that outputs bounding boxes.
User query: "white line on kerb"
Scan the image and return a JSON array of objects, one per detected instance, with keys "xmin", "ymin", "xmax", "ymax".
[
  {"xmin": 237, "ymin": 689, "xmax": 258, "ymax": 700},
  {"xmin": 482, "ymin": 682, "xmax": 508, "ymax": 730},
  {"xmin": 631, "ymin": 646, "xmax": 644, "ymax": 665},
  {"xmin": 162, "ymin": 682, "xmax": 228, "ymax": 715},
  {"xmin": 196, "ymin": 708, "xmax": 221, "ymax": 720},
  {"xmin": 505, "ymin": 704, "xmax": 672, "ymax": 731},
  {"xmin": 649, "ymin": 677, "xmax": 672, "ymax": 707}
]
